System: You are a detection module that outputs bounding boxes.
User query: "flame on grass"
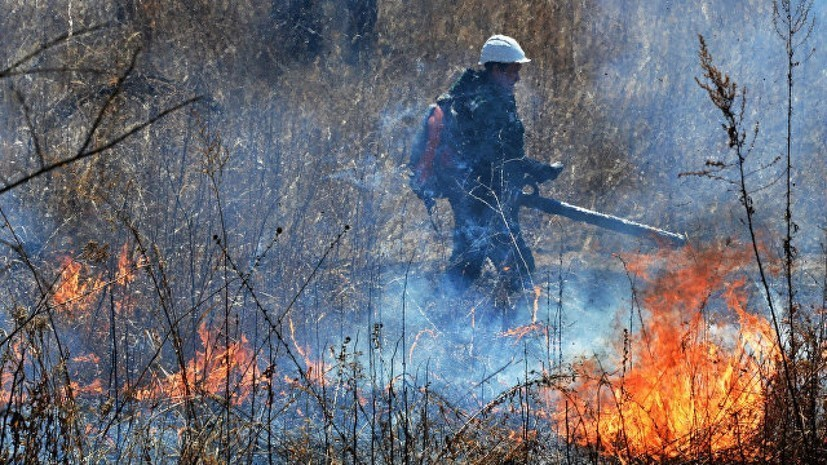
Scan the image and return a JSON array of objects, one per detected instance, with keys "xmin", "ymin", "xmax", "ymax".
[
  {"xmin": 51, "ymin": 244, "xmax": 142, "ymax": 316},
  {"xmin": 115, "ymin": 243, "xmax": 140, "ymax": 285},
  {"xmin": 0, "ymin": 334, "xmax": 104, "ymax": 406},
  {"xmin": 501, "ymin": 322, "xmax": 547, "ymax": 345},
  {"xmin": 11, "ymin": 244, "xmax": 146, "ymax": 405},
  {"xmin": 286, "ymin": 317, "xmax": 331, "ymax": 388},
  {"xmin": 52, "ymin": 257, "xmax": 105, "ymax": 316},
  {"xmin": 68, "ymin": 352, "xmax": 105, "ymax": 396},
  {"xmin": 137, "ymin": 323, "xmax": 260, "ymax": 405},
  {"xmin": 0, "ymin": 338, "xmax": 29, "ymax": 406},
  {"xmin": 550, "ymin": 244, "xmax": 779, "ymax": 460},
  {"xmin": 530, "ymin": 285, "xmax": 542, "ymax": 323},
  {"xmin": 71, "ymin": 378, "xmax": 104, "ymax": 396},
  {"xmin": 501, "ymin": 286, "xmax": 547, "ymax": 344}
]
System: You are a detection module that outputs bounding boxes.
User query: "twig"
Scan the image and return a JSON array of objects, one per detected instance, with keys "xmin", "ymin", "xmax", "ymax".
[
  {"xmin": 696, "ymin": 34, "xmax": 804, "ymax": 435},
  {"xmin": 0, "ymin": 96, "xmax": 201, "ymax": 196},
  {"xmin": 0, "ymin": 23, "xmax": 114, "ymax": 78}
]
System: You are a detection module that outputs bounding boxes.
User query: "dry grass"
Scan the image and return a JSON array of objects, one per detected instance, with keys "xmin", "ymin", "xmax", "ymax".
[{"xmin": 0, "ymin": 1, "xmax": 824, "ymax": 463}]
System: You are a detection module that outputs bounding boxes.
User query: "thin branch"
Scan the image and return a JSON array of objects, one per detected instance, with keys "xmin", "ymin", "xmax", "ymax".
[
  {"xmin": 696, "ymin": 34, "xmax": 804, "ymax": 435},
  {"xmin": 10, "ymin": 85, "xmax": 45, "ymax": 169},
  {"xmin": 0, "ymin": 22, "xmax": 114, "ymax": 78},
  {"xmin": 77, "ymin": 48, "xmax": 141, "ymax": 157},
  {"xmin": 1, "ymin": 67, "xmax": 110, "ymax": 78},
  {"xmin": 0, "ymin": 96, "xmax": 201, "ymax": 196}
]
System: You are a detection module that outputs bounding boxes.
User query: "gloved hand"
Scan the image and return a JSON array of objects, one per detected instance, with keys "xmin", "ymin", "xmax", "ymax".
[{"xmin": 535, "ymin": 161, "xmax": 564, "ymax": 183}]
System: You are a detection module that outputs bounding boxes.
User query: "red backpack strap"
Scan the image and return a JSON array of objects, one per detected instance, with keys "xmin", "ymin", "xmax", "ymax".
[{"xmin": 417, "ymin": 104, "xmax": 445, "ymax": 183}]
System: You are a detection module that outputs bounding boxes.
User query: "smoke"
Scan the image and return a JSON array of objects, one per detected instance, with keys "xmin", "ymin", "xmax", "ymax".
[
  {"xmin": 591, "ymin": 0, "xmax": 827, "ymax": 252},
  {"xmin": 1, "ymin": 1, "xmax": 826, "ymax": 460},
  {"xmin": 285, "ymin": 254, "xmax": 639, "ymax": 407}
]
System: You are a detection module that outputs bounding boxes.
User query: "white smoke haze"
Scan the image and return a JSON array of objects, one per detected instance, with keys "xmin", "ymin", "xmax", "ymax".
[
  {"xmin": 300, "ymin": 258, "xmax": 634, "ymax": 410},
  {"xmin": 0, "ymin": 0, "xmax": 825, "ymax": 462}
]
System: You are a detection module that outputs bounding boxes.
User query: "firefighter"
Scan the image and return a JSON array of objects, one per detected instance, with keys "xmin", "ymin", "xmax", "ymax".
[{"xmin": 441, "ymin": 34, "xmax": 563, "ymax": 293}]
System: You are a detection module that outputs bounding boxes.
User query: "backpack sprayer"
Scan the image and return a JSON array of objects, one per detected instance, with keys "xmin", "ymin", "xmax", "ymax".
[{"xmin": 519, "ymin": 181, "xmax": 687, "ymax": 248}]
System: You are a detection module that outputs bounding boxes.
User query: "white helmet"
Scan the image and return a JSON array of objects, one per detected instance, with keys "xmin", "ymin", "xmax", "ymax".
[{"xmin": 478, "ymin": 34, "xmax": 530, "ymax": 65}]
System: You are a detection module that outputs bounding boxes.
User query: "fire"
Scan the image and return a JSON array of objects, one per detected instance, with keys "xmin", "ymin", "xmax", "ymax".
[
  {"xmin": 72, "ymin": 353, "xmax": 101, "ymax": 364},
  {"xmin": 499, "ymin": 287, "xmax": 547, "ymax": 343},
  {"xmin": 531, "ymin": 285, "xmax": 542, "ymax": 323},
  {"xmin": 551, "ymin": 244, "xmax": 779, "ymax": 460},
  {"xmin": 0, "ymin": 338, "xmax": 28, "ymax": 406},
  {"xmin": 71, "ymin": 378, "xmax": 104, "ymax": 396},
  {"xmin": 137, "ymin": 322, "xmax": 260, "ymax": 405},
  {"xmin": 115, "ymin": 242, "xmax": 140, "ymax": 285},
  {"xmin": 501, "ymin": 322, "xmax": 547, "ymax": 344},
  {"xmin": 51, "ymin": 243, "xmax": 143, "ymax": 316},
  {"xmin": 52, "ymin": 257, "xmax": 105, "ymax": 316},
  {"xmin": 507, "ymin": 428, "xmax": 537, "ymax": 444},
  {"xmin": 287, "ymin": 317, "xmax": 331, "ymax": 387},
  {"xmin": 0, "ymin": 339, "xmax": 104, "ymax": 405}
]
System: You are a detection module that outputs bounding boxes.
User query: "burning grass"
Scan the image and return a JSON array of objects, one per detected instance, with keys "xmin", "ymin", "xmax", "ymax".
[
  {"xmin": 135, "ymin": 322, "xmax": 260, "ymax": 406},
  {"xmin": 546, "ymin": 243, "xmax": 781, "ymax": 462},
  {"xmin": 51, "ymin": 243, "xmax": 142, "ymax": 318},
  {"xmin": 0, "ymin": 235, "xmax": 822, "ymax": 463},
  {"xmin": 1, "ymin": 4, "xmax": 825, "ymax": 460}
]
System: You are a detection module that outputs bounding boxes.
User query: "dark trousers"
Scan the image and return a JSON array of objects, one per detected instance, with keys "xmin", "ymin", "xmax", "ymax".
[{"xmin": 445, "ymin": 187, "xmax": 535, "ymax": 292}]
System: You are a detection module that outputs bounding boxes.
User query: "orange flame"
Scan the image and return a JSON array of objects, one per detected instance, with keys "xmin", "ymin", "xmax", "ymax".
[
  {"xmin": 499, "ymin": 286, "xmax": 546, "ymax": 343},
  {"xmin": 0, "ymin": 341, "xmax": 104, "ymax": 405},
  {"xmin": 51, "ymin": 244, "xmax": 143, "ymax": 317},
  {"xmin": 286, "ymin": 317, "xmax": 331, "ymax": 387},
  {"xmin": 52, "ymin": 258, "xmax": 105, "ymax": 316},
  {"xmin": 137, "ymin": 323, "xmax": 260, "ymax": 405},
  {"xmin": 508, "ymin": 428, "xmax": 537, "ymax": 444},
  {"xmin": 71, "ymin": 378, "xmax": 104, "ymax": 396},
  {"xmin": 0, "ymin": 338, "xmax": 28, "ymax": 406},
  {"xmin": 501, "ymin": 322, "xmax": 547, "ymax": 344},
  {"xmin": 550, "ymin": 244, "xmax": 778, "ymax": 460},
  {"xmin": 115, "ymin": 243, "xmax": 139, "ymax": 286},
  {"xmin": 531, "ymin": 285, "xmax": 542, "ymax": 323}
]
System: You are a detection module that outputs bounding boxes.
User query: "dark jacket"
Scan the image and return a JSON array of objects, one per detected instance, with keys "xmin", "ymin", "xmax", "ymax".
[{"xmin": 438, "ymin": 68, "xmax": 545, "ymax": 202}]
